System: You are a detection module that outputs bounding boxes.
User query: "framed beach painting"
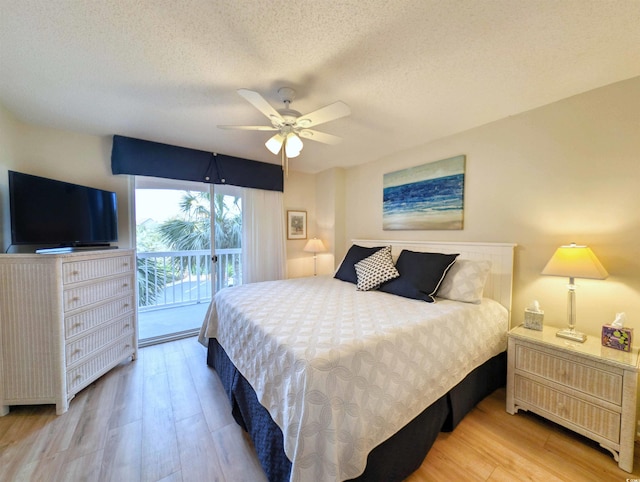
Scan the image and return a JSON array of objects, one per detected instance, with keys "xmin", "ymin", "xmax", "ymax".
[
  {"xmin": 383, "ymin": 155, "xmax": 465, "ymax": 230},
  {"xmin": 287, "ymin": 210, "xmax": 307, "ymax": 239}
]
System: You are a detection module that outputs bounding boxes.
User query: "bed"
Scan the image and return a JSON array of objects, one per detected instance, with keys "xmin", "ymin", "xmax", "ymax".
[{"xmin": 199, "ymin": 240, "xmax": 516, "ymax": 481}]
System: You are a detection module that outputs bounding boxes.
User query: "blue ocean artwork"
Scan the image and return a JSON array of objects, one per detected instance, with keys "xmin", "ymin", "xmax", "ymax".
[{"xmin": 383, "ymin": 156, "xmax": 465, "ymax": 230}]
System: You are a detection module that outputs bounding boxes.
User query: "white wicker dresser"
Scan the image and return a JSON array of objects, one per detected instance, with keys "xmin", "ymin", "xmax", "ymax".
[
  {"xmin": 0, "ymin": 249, "xmax": 137, "ymax": 416},
  {"xmin": 506, "ymin": 324, "xmax": 639, "ymax": 473}
]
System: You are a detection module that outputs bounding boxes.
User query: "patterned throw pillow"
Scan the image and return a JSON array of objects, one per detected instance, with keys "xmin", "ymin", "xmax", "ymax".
[
  {"xmin": 436, "ymin": 259, "xmax": 492, "ymax": 303},
  {"xmin": 354, "ymin": 246, "xmax": 399, "ymax": 291}
]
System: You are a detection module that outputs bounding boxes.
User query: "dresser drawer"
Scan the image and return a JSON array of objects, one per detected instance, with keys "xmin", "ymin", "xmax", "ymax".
[
  {"xmin": 62, "ymin": 254, "xmax": 134, "ymax": 285},
  {"xmin": 66, "ymin": 314, "xmax": 135, "ymax": 366},
  {"xmin": 63, "ymin": 275, "xmax": 133, "ymax": 312},
  {"xmin": 514, "ymin": 344, "xmax": 623, "ymax": 405},
  {"xmin": 514, "ymin": 375, "xmax": 621, "ymax": 443},
  {"xmin": 66, "ymin": 335, "xmax": 135, "ymax": 394},
  {"xmin": 65, "ymin": 294, "xmax": 134, "ymax": 339}
]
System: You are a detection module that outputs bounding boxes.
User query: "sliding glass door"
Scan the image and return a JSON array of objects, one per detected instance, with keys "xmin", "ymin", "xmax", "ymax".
[
  {"xmin": 134, "ymin": 177, "xmax": 244, "ymax": 346},
  {"xmin": 135, "ymin": 177, "xmax": 213, "ymax": 346}
]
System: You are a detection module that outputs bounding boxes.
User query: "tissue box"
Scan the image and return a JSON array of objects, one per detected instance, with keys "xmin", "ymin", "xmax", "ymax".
[
  {"xmin": 601, "ymin": 325, "xmax": 633, "ymax": 352},
  {"xmin": 524, "ymin": 309, "xmax": 544, "ymax": 331}
]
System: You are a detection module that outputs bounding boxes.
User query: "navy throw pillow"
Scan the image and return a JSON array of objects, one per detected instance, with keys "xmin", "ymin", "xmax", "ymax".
[
  {"xmin": 380, "ymin": 250, "xmax": 459, "ymax": 302},
  {"xmin": 334, "ymin": 245, "xmax": 386, "ymax": 284}
]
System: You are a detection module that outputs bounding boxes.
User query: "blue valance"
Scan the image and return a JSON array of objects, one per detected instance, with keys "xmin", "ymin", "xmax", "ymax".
[{"xmin": 111, "ymin": 135, "xmax": 283, "ymax": 192}]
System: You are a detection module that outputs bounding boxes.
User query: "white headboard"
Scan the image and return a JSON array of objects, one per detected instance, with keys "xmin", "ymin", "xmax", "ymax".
[{"xmin": 352, "ymin": 239, "xmax": 517, "ymax": 315}]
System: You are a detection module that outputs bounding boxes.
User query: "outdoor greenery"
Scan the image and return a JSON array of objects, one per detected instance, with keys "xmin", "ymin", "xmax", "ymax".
[{"xmin": 136, "ymin": 190, "xmax": 242, "ymax": 306}]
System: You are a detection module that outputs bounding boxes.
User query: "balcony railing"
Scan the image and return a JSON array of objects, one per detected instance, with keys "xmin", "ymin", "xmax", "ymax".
[{"xmin": 137, "ymin": 248, "xmax": 241, "ymax": 311}]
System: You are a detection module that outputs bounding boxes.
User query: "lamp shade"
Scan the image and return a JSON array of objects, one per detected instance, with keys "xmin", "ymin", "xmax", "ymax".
[
  {"xmin": 304, "ymin": 238, "xmax": 326, "ymax": 253},
  {"xmin": 265, "ymin": 134, "xmax": 284, "ymax": 155},
  {"xmin": 285, "ymin": 133, "xmax": 303, "ymax": 158},
  {"xmin": 541, "ymin": 243, "xmax": 608, "ymax": 279}
]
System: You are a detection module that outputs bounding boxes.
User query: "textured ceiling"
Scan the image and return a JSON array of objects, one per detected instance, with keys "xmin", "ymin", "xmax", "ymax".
[{"xmin": 0, "ymin": 0, "xmax": 639, "ymax": 173}]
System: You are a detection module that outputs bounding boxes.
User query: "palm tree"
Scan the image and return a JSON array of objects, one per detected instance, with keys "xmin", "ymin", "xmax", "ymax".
[
  {"xmin": 213, "ymin": 193, "xmax": 241, "ymax": 250},
  {"xmin": 159, "ymin": 191, "xmax": 211, "ymax": 252},
  {"xmin": 158, "ymin": 190, "xmax": 241, "ymax": 279}
]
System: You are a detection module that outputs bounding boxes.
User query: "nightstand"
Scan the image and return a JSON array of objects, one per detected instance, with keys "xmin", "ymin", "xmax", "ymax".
[{"xmin": 506, "ymin": 324, "xmax": 639, "ymax": 473}]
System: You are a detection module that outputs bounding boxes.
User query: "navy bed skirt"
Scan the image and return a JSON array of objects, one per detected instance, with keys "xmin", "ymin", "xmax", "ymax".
[{"xmin": 207, "ymin": 338, "xmax": 506, "ymax": 482}]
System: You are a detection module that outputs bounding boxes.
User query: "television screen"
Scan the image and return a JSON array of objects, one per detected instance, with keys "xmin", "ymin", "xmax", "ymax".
[{"xmin": 9, "ymin": 171, "xmax": 118, "ymax": 248}]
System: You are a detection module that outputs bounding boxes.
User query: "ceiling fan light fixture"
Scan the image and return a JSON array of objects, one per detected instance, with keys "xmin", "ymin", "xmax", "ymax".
[
  {"xmin": 285, "ymin": 145, "xmax": 301, "ymax": 158},
  {"xmin": 287, "ymin": 132, "xmax": 303, "ymax": 151},
  {"xmin": 285, "ymin": 133, "xmax": 303, "ymax": 158},
  {"xmin": 265, "ymin": 134, "xmax": 284, "ymax": 155},
  {"xmin": 286, "ymin": 148, "xmax": 301, "ymax": 158}
]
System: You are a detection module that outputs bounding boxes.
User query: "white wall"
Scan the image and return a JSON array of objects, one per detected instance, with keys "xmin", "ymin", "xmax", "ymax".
[
  {"xmin": 342, "ymin": 77, "xmax": 640, "ymax": 338},
  {"xmin": 283, "ymin": 170, "xmax": 317, "ymax": 277}
]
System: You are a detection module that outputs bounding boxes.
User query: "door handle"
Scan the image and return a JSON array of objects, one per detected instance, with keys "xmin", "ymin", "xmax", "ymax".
[{"xmin": 212, "ymin": 255, "xmax": 218, "ymax": 263}]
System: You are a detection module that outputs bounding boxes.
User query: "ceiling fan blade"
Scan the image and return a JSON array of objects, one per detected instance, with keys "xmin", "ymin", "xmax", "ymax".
[
  {"xmin": 296, "ymin": 101, "xmax": 350, "ymax": 128},
  {"xmin": 237, "ymin": 89, "xmax": 284, "ymax": 124},
  {"xmin": 298, "ymin": 129, "xmax": 343, "ymax": 145},
  {"xmin": 217, "ymin": 125, "xmax": 278, "ymax": 131}
]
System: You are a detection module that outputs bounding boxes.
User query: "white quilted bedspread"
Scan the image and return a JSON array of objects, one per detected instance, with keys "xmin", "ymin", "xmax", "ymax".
[{"xmin": 200, "ymin": 275, "xmax": 508, "ymax": 482}]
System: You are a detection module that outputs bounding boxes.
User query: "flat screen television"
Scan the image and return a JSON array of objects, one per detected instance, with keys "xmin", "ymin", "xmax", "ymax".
[{"xmin": 9, "ymin": 170, "xmax": 118, "ymax": 250}]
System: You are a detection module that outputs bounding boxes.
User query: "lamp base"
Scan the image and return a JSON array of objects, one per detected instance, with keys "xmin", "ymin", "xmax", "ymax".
[{"xmin": 556, "ymin": 328, "xmax": 587, "ymax": 343}]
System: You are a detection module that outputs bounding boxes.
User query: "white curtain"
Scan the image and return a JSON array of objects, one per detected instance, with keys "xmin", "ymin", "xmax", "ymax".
[{"xmin": 241, "ymin": 187, "xmax": 287, "ymax": 283}]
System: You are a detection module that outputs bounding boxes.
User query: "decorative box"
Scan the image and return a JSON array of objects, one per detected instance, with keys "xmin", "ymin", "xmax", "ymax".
[
  {"xmin": 601, "ymin": 325, "xmax": 633, "ymax": 352},
  {"xmin": 523, "ymin": 308, "xmax": 544, "ymax": 331}
]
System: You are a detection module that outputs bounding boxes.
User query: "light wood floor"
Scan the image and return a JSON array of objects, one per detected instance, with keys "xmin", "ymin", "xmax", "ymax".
[{"xmin": 1, "ymin": 337, "xmax": 638, "ymax": 482}]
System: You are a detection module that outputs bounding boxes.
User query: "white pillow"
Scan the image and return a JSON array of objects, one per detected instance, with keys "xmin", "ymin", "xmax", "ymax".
[
  {"xmin": 436, "ymin": 259, "xmax": 491, "ymax": 303},
  {"xmin": 354, "ymin": 246, "xmax": 399, "ymax": 291}
]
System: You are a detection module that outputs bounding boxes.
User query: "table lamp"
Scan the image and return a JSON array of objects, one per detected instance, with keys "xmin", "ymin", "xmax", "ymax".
[
  {"xmin": 541, "ymin": 243, "xmax": 608, "ymax": 342},
  {"xmin": 304, "ymin": 238, "xmax": 326, "ymax": 276}
]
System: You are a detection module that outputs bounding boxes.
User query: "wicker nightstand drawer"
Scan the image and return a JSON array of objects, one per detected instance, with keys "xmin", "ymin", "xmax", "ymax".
[
  {"xmin": 514, "ymin": 344, "xmax": 623, "ymax": 405},
  {"xmin": 514, "ymin": 374, "xmax": 621, "ymax": 442}
]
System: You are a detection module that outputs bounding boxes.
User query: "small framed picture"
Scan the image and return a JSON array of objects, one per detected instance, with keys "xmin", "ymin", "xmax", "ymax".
[{"xmin": 287, "ymin": 210, "xmax": 307, "ymax": 239}]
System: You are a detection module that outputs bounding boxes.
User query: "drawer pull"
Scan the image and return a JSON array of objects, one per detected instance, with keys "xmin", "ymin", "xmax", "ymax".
[
  {"xmin": 72, "ymin": 322, "xmax": 83, "ymax": 328},
  {"xmin": 73, "ymin": 348, "xmax": 82, "ymax": 355},
  {"xmin": 122, "ymin": 283, "xmax": 129, "ymax": 288},
  {"xmin": 72, "ymin": 270, "xmax": 79, "ymax": 276},
  {"xmin": 123, "ymin": 303, "xmax": 130, "ymax": 308},
  {"xmin": 71, "ymin": 297, "xmax": 80, "ymax": 302},
  {"xmin": 124, "ymin": 324, "xmax": 130, "ymax": 329}
]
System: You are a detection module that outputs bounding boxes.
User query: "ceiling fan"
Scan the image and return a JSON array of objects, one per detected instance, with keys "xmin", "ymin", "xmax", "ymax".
[{"xmin": 218, "ymin": 87, "xmax": 351, "ymax": 174}]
